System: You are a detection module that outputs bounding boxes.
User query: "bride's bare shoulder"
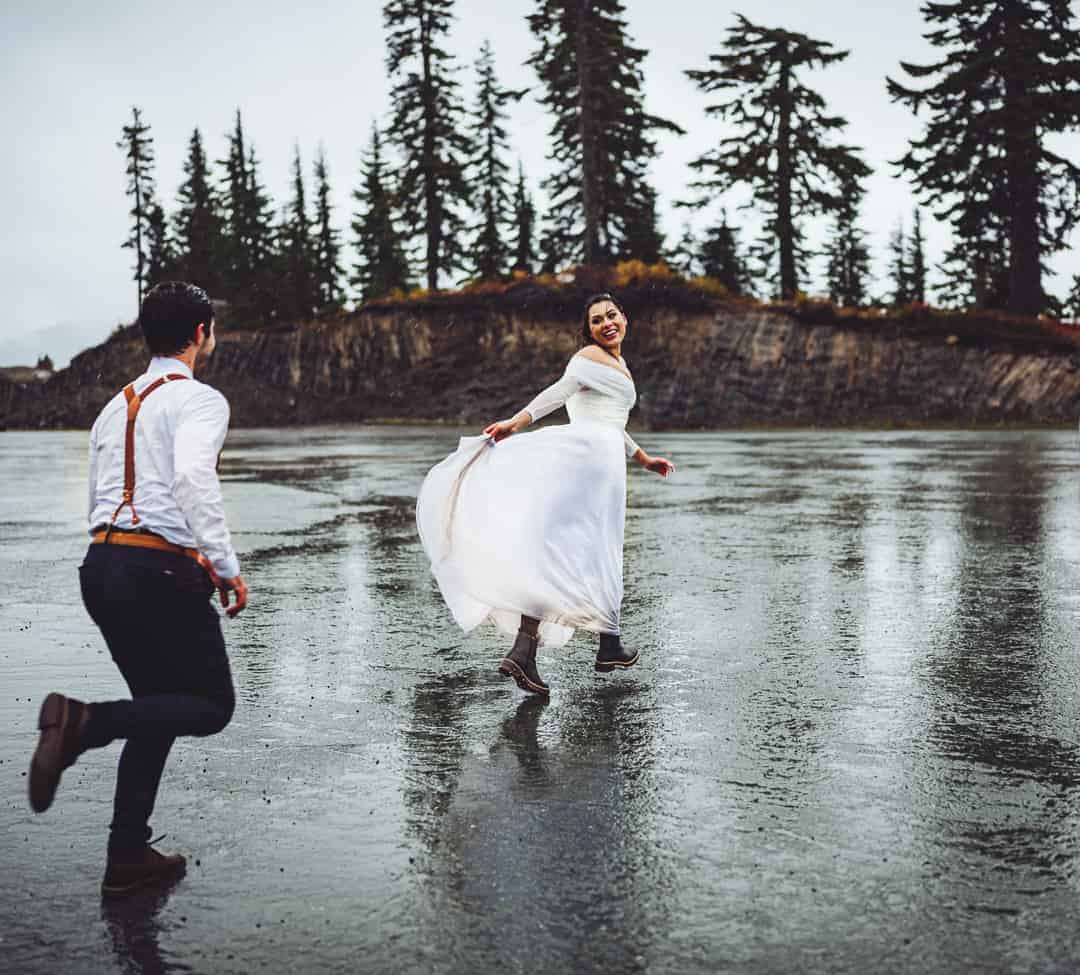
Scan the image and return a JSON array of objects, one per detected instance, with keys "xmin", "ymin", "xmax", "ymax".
[
  {"xmin": 574, "ymin": 345, "xmax": 611, "ymax": 365},
  {"xmin": 573, "ymin": 345, "xmax": 631, "ymax": 376}
]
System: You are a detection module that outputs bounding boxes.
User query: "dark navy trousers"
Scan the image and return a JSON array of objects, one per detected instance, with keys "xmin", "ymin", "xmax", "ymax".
[{"xmin": 79, "ymin": 543, "xmax": 235, "ymax": 855}]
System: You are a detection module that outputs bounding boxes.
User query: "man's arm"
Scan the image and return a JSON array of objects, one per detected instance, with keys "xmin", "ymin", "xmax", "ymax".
[
  {"xmin": 87, "ymin": 420, "xmax": 99, "ymax": 524},
  {"xmin": 172, "ymin": 388, "xmax": 242, "ymax": 583}
]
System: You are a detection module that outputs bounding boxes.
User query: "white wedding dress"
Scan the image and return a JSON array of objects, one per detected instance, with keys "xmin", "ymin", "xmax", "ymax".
[{"xmin": 416, "ymin": 354, "xmax": 640, "ymax": 648}]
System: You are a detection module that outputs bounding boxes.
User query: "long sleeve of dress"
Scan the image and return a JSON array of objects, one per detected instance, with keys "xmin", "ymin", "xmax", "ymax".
[
  {"xmin": 522, "ymin": 374, "xmax": 584, "ymax": 423},
  {"xmin": 623, "ymin": 430, "xmax": 641, "ymax": 459}
]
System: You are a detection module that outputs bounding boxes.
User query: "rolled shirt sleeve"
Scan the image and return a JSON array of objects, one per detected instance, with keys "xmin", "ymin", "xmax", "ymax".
[
  {"xmin": 522, "ymin": 373, "xmax": 584, "ymax": 424},
  {"xmin": 172, "ymin": 387, "xmax": 240, "ymax": 580}
]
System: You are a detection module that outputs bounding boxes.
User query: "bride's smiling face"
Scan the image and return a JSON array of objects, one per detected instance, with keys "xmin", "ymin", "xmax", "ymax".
[{"xmin": 587, "ymin": 300, "xmax": 627, "ymax": 351}]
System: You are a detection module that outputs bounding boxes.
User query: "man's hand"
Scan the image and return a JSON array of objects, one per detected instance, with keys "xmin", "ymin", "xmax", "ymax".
[{"xmin": 218, "ymin": 574, "xmax": 249, "ymax": 618}]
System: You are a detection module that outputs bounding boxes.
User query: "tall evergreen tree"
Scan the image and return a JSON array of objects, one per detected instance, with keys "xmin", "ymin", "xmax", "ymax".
[
  {"xmin": 669, "ymin": 222, "xmax": 700, "ymax": 279},
  {"xmin": 244, "ymin": 145, "xmax": 279, "ymax": 322},
  {"xmin": 888, "ymin": 0, "xmax": 1080, "ymax": 315},
  {"xmin": 685, "ymin": 17, "xmax": 872, "ymax": 300},
  {"xmin": 887, "ymin": 219, "xmax": 910, "ymax": 305},
  {"xmin": 935, "ymin": 213, "xmax": 1010, "ymax": 309},
  {"xmin": 511, "ymin": 162, "xmax": 536, "ymax": 275},
  {"xmin": 528, "ymin": 0, "xmax": 683, "ymax": 267},
  {"xmin": 1066, "ymin": 274, "xmax": 1080, "ymax": 321},
  {"xmin": 699, "ymin": 212, "xmax": 751, "ymax": 295},
  {"xmin": 219, "ymin": 112, "xmax": 277, "ymax": 324},
  {"xmin": 118, "ymin": 107, "xmax": 159, "ymax": 312},
  {"xmin": 219, "ymin": 110, "xmax": 249, "ymax": 295},
  {"xmin": 467, "ymin": 40, "xmax": 526, "ymax": 280},
  {"xmin": 823, "ymin": 191, "xmax": 872, "ymax": 306},
  {"xmin": 277, "ymin": 145, "xmax": 317, "ymax": 321},
  {"xmin": 311, "ymin": 147, "xmax": 344, "ymax": 312},
  {"xmin": 384, "ymin": 0, "xmax": 473, "ymax": 290},
  {"xmin": 145, "ymin": 202, "xmax": 175, "ymax": 288},
  {"xmin": 352, "ymin": 125, "xmax": 412, "ymax": 303},
  {"xmin": 175, "ymin": 127, "xmax": 226, "ymax": 296},
  {"xmin": 618, "ymin": 183, "xmax": 666, "ymax": 264},
  {"xmin": 907, "ymin": 207, "xmax": 928, "ymax": 303}
]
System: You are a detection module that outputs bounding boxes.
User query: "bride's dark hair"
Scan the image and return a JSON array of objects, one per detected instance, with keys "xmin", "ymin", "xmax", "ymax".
[{"xmin": 581, "ymin": 293, "xmax": 628, "ymax": 346}]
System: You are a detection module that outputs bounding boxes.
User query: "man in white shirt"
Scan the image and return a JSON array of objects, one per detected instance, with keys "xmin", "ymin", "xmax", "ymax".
[{"xmin": 28, "ymin": 281, "xmax": 249, "ymax": 896}]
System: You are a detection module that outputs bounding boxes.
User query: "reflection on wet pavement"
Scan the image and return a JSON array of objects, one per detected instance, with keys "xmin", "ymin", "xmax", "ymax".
[{"xmin": 4, "ymin": 427, "xmax": 1080, "ymax": 973}]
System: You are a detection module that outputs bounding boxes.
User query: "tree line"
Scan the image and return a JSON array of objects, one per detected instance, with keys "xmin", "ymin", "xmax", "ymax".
[{"xmin": 119, "ymin": 0, "xmax": 1080, "ymax": 326}]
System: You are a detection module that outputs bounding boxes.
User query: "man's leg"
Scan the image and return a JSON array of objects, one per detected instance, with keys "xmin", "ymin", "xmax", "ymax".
[
  {"xmin": 109, "ymin": 736, "xmax": 175, "ymax": 853},
  {"xmin": 79, "ymin": 547, "xmax": 234, "ymax": 855},
  {"xmin": 36, "ymin": 544, "xmax": 235, "ymax": 892},
  {"xmin": 100, "ymin": 594, "xmax": 232, "ymax": 859}
]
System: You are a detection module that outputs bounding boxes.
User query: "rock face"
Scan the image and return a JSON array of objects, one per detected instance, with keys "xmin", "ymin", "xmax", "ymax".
[{"xmin": 4, "ymin": 298, "xmax": 1080, "ymax": 430}]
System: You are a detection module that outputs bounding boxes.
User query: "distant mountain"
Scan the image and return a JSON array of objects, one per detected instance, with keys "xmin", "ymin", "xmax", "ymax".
[{"xmin": 0, "ymin": 319, "xmax": 118, "ymax": 370}]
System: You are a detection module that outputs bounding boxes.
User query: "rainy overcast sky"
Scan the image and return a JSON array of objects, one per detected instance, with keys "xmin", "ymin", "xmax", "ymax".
[{"xmin": 3, "ymin": 0, "xmax": 1078, "ymax": 362}]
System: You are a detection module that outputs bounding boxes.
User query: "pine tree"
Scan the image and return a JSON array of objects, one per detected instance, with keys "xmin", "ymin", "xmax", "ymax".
[
  {"xmin": 888, "ymin": 0, "xmax": 1080, "ymax": 315},
  {"xmin": 1066, "ymin": 274, "xmax": 1080, "ymax": 321},
  {"xmin": 887, "ymin": 219, "xmax": 910, "ymax": 306},
  {"xmin": 699, "ymin": 212, "xmax": 751, "ymax": 296},
  {"xmin": 936, "ymin": 212, "xmax": 1010, "ymax": 309},
  {"xmin": 685, "ymin": 17, "xmax": 872, "ymax": 300},
  {"xmin": 219, "ymin": 110, "xmax": 249, "ymax": 295},
  {"xmin": 219, "ymin": 112, "xmax": 277, "ymax": 324},
  {"xmin": 823, "ymin": 191, "xmax": 872, "ymax": 306},
  {"xmin": 175, "ymin": 127, "xmax": 226, "ymax": 296},
  {"xmin": 244, "ymin": 145, "xmax": 279, "ymax": 322},
  {"xmin": 352, "ymin": 125, "xmax": 412, "ymax": 303},
  {"xmin": 277, "ymin": 145, "xmax": 317, "ymax": 321},
  {"xmin": 511, "ymin": 162, "xmax": 536, "ymax": 275},
  {"xmin": 669, "ymin": 222, "xmax": 700, "ymax": 279},
  {"xmin": 528, "ymin": 0, "xmax": 683, "ymax": 267},
  {"xmin": 618, "ymin": 183, "xmax": 666, "ymax": 264},
  {"xmin": 907, "ymin": 207, "xmax": 928, "ymax": 303},
  {"xmin": 384, "ymin": 0, "xmax": 473, "ymax": 290},
  {"xmin": 467, "ymin": 40, "xmax": 526, "ymax": 280},
  {"xmin": 118, "ymin": 107, "xmax": 159, "ymax": 312},
  {"xmin": 311, "ymin": 147, "xmax": 344, "ymax": 313},
  {"xmin": 145, "ymin": 202, "xmax": 175, "ymax": 288}
]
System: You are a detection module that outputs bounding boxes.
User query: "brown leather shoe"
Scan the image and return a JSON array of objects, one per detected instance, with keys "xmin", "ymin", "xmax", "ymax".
[
  {"xmin": 498, "ymin": 629, "xmax": 550, "ymax": 696},
  {"xmin": 595, "ymin": 634, "xmax": 639, "ymax": 673},
  {"xmin": 102, "ymin": 843, "xmax": 187, "ymax": 897},
  {"xmin": 28, "ymin": 692, "xmax": 90, "ymax": 813}
]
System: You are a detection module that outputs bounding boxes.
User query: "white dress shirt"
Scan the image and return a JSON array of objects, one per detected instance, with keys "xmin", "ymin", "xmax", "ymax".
[{"xmin": 87, "ymin": 356, "xmax": 241, "ymax": 580}]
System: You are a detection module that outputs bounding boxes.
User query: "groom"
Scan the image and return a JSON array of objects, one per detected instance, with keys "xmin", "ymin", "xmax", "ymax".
[{"xmin": 28, "ymin": 280, "xmax": 249, "ymax": 895}]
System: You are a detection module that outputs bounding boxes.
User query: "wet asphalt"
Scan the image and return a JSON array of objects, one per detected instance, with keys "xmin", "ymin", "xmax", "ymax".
[{"xmin": 4, "ymin": 426, "xmax": 1080, "ymax": 974}]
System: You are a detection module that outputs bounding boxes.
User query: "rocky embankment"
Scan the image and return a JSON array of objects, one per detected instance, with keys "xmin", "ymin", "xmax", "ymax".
[{"xmin": 4, "ymin": 287, "xmax": 1080, "ymax": 429}]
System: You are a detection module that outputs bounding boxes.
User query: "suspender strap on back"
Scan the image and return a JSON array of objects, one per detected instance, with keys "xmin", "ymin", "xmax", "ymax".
[{"xmin": 108, "ymin": 373, "xmax": 189, "ymax": 529}]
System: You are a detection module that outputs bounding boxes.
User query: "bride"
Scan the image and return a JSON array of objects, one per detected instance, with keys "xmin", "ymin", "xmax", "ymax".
[{"xmin": 415, "ymin": 293, "xmax": 675, "ymax": 696}]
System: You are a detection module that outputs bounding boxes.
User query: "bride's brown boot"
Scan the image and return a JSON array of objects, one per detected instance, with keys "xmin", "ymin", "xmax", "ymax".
[
  {"xmin": 595, "ymin": 633, "xmax": 639, "ymax": 673},
  {"xmin": 498, "ymin": 629, "xmax": 550, "ymax": 696}
]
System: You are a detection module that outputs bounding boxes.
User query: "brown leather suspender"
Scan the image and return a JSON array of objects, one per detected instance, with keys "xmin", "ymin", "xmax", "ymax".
[{"xmin": 108, "ymin": 373, "xmax": 189, "ymax": 528}]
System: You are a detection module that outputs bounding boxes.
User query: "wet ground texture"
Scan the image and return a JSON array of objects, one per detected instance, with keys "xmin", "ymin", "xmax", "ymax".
[{"xmin": 4, "ymin": 427, "xmax": 1080, "ymax": 974}]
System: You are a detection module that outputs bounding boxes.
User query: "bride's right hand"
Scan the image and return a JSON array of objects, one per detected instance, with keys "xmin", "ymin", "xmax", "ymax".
[{"xmin": 483, "ymin": 419, "xmax": 518, "ymax": 442}]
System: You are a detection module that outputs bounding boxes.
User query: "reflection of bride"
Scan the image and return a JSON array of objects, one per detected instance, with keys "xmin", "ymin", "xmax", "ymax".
[
  {"xmin": 400, "ymin": 684, "xmax": 667, "ymax": 974},
  {"xmin": 416, "ymin": 293, "xmax": 675, "ymax": 696}
]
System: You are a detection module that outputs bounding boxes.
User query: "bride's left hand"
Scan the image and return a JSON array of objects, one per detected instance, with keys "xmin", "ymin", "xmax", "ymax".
[{"xmin": 644, "ymin": 456, "xmax": 675, "ymax": 477}]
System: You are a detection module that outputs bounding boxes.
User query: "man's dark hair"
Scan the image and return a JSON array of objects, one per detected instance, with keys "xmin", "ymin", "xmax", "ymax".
[
  {"xmin": 138, "ymin": 281, "xmax": 214, "ymax": 355},
  {"xmin": 580, "ymin": 292, "xmax": 629, "ymax": 346}
]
